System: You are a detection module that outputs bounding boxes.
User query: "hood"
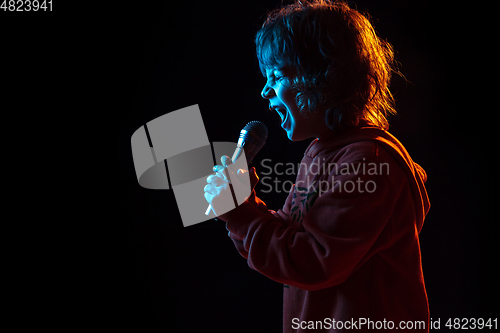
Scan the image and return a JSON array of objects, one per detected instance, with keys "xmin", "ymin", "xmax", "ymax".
[{"xmin": 305, "ymin": 126, "xmax": 430, "ymax": 232}]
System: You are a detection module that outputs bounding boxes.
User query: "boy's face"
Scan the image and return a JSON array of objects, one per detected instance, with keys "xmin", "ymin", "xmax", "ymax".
[{"xmin": 261, "ymin": 67, "xmax": 328, "ymax": 141}]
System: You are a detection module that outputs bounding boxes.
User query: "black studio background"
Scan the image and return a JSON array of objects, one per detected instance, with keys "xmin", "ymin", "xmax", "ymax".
[{"xmin": 112, "ymin": 1, "xmax": 497, "ymax": 332}]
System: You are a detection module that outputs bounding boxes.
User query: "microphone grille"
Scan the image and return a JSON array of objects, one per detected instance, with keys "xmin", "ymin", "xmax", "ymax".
[{"xmin": 243, "ymin": 121, "xmax": 268, "ymax": 140}]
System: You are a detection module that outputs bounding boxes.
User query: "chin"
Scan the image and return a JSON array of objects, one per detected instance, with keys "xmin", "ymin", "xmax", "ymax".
[{"xmin": 287, "ymin": 130, "xmax": 307, "ymax": 142}]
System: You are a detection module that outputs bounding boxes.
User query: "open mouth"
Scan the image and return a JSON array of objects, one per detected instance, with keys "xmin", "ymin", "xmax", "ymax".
[{"xmin": 270, "ymin": 105, "xmax": 287, "ymax": 124}]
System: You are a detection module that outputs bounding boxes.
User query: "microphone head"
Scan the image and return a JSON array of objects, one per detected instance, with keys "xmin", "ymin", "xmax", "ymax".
[
  {"xmin": 234, "ymin": 121, "xmax": 268, "ymax": 165},
  {"xmin": 243, "ymin": 121, "xmax": 268, "ymax": 141}
]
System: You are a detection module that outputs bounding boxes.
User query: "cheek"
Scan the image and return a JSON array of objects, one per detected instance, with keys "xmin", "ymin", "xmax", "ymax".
[{"xmin": 278, "ymin": 85, "xmax": 298, "ymax": 110}]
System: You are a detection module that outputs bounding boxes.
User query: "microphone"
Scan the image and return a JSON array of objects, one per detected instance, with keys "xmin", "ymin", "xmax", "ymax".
[{"xmin": 205, "ymin": 121, "xmax": 268, "ymax": 215}]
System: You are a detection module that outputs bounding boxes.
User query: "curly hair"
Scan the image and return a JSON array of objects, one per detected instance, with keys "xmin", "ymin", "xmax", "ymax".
[{"xmin": 255, "ymin": 0, "xmax": 398, "ymax": 131}]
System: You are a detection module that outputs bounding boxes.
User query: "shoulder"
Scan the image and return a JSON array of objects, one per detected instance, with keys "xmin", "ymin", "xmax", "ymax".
[
  {"xmin": 320, "ymin": 141, "xmax": 408, "ymax": 195},
  {"xmin": 320, "ymin": 140, "xmax": 391, "ymax": 166}
]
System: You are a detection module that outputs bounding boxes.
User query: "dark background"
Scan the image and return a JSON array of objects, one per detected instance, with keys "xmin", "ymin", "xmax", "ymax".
[{"xmin": 114, "ymin": 0, "xmax": 496, "ymax": 331}]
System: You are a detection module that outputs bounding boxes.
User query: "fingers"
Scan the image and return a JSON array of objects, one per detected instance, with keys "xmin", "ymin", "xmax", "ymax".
[
  {"xmin": 220, "ymin": 155, "xmax": 232, "ymax": 167},
  {"xmin": 204, "ymin": 191, "xmax": 215, "ymax": 206},
  {"xmin": 212, "ymin": 165, "xmax": 228, "ymax": 181},
  {"xmin": 204, "ymin": 172, "xmax": 230, "ymax": 208},
  {"xmin": 204, "ymin": 183, "xmax": 216, "ymax": 195},
  {"xmin": 205, "ymin": 156, "xmax": 239, "ymax": 201},
  {"xmin": 213, "ymin": 165, "xmax": 224, "ymax": 173},
  {"xmin": 207, "ymin": 174, "xmax": 228, "ymax": 186},
  {"xmin": 205, "ymin": 161, "xmax": 260, "ymax": 209},
  {"xmin": 204, "ymin": 180, "xmax": 228, "ymax": 194},
  {"xmin": 213, "ymin": 155, "xmax": 233, "ymax": 181},
  {"xmin": 205, "ymin": 168, "xmax": 229, "ymax": 199}
]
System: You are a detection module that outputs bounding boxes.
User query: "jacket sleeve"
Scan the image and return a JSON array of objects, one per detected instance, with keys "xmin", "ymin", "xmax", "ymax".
[
  {"xmin": 228, "ymin": 186, "xmax": 294, "ymax": 259},
  {"xmin": 222, "ymin": 161, "xmax": 400, "ymax": 291}
]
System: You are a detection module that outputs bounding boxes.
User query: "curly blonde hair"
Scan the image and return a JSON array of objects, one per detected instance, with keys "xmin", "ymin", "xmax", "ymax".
[{"xmin": 256, "ymin": 0, "xmax": 398, "ymax": 131}]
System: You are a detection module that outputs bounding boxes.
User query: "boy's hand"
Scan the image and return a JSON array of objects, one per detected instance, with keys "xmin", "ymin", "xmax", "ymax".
[{"xmin": 204, "ymin": 155, "xmax": 259, "ymax": 216}]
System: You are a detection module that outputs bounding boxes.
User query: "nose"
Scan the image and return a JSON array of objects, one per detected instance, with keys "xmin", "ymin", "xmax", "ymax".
[{"xmin": 261, "ymin": 82, "xmax": 275, "ymax": 99}]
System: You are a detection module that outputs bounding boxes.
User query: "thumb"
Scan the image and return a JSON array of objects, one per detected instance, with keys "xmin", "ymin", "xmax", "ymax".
[
  {"xmin": 237, "ymin": 167, "xmax": 259, "ymax": 190},
  {"xmin": 249, "ymin": 167, "xmax": 259, "ymax": 190}
]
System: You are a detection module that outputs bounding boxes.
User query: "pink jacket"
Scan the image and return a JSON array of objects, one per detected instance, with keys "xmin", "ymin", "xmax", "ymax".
[{"xmin": 221, "ymin": 126, "xmax": 431, "ymax": 332}]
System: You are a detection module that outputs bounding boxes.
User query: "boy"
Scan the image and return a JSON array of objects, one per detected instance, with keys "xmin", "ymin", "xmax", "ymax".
[{"xmin": 204, "ymin": 1, "xmax": 430, "ymax": 332}]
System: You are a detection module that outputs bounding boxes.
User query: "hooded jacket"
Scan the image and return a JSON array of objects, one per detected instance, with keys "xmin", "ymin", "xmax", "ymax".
[{"xmin": 220, "ymin": 126, "xmax": 431, "ymax": 332}]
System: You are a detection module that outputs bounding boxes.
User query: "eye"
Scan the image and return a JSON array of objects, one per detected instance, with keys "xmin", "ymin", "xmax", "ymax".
[
  {"xmin": 274, "ymin": 73, "xmax": 292, "ymax": 88},
  {"xmin": 264, "ymin": 69, "xmax": 290, "ymax": 86}
]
